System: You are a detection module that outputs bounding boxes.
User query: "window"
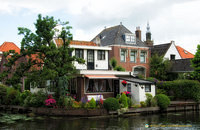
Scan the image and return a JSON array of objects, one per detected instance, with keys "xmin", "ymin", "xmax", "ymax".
[
  {"xmin": 98, "ymin": 50, "xmax": 105, "ymax": 60},
  {"xmin": 170, "ymin": 54, "xmax": 175, "ymax": 60},
  {"xmin": 130, "ymin": 50, "xmax": 137, "ymax": 62},
  {"xmin": 125, "ymin": 33, "xmax": 135, "ymax": 44},
  {"xmin": 140, "ymin": 51, "xmax": 146, "ymax": 63},
  {"xmin": 145, "ymin": 84, "xmax": 151, "ymax": 92},
  {"xmin": 86, "ymin": 79, "xmax": 113, "ymax": 93},
  {"xmin": 133, "ymin": 67, "xmax": 146, "ymax": 77},
  {"xmin": 127, "ymin": 83, "xmax": 131, "ymax": 92},
  {"xmin": 120, "ymin": 49, "xmax": 126, "ymax": 62},
  {"xmin": 75, "ymin": 49, "xmax": 84, "ymax": 58}
]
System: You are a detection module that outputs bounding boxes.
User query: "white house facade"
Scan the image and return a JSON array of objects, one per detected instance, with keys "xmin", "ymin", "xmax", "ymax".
[
  {"xmin": 70, "ymin": 44, "xmax": 111, "ymax": 70},
  {"xmin": 119, "ymin": 78, "xmax": 155, "ymax": 104}
]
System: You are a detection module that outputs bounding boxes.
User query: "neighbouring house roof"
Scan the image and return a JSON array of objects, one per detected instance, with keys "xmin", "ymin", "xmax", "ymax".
[
  {"xmin": 91, "ymin": 24, "xmax": 147, "ymax": 47},
  {"xmin": 54, "ymin": 39, "xmax": 97, "ymax": 47},
  {"xmin": 0, "ymin": 42, "xmax": 20, "ymax": 54},
  {"xmin": 176, "ymin": 46, "xmax": 194, "ymax": 59},
  {"xmin": 170, "ymin": 58, "xmax": 194, "ymax": 72},
  {"xmin": 119, "ymin": 77, "xmax": 154, "ymax": 85},
  {"xmin": 151, "ymin": 43, "xmax": 172, "ymax": 56}
]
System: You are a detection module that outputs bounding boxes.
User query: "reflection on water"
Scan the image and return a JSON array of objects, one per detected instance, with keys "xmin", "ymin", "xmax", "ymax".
[{"xmin": 1, "ymin": 111, "xmax": 200, "ymax": 130}]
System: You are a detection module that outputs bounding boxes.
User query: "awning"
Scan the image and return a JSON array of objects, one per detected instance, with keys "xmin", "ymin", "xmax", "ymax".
[{"xmin": 85, "ymin": 75, "xmax": 118, "ymax": 79}]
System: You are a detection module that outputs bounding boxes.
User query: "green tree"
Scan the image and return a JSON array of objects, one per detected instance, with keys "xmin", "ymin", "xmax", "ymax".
[
  {"xmin": 150, "ymin": 54, "xmax": 171, "ymax": 80},
  {"xmin": 109, "ymin": 57, "xmax": 125, "ymax": 71},
  {"xmin": 191, "ymin": 45, "xmax": 200, "ymax": 81},
  {"xmin": 110, "ymin": 57, "xmax": 117, "ymax": 69},
  {"xmin": 0, "ymin": 14, "xmax": 84, "ymax": 97}
]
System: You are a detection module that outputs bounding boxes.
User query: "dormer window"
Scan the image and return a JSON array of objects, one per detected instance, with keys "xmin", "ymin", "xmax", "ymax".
[{"xmin": 125, "ymin": 33, "xmax": 135, "ymax": 44}]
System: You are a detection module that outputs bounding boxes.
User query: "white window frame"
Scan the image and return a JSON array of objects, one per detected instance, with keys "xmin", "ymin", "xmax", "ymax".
[
  {"xmin": 125, "ymin": 33, "xmax": 135, "ymax": 44},
  {"xmin": 140, "ymin": 51, "xmax": 146, "ymax": 63},
  {"xmin": 145, "ymin": 84, "xmax": 151, "ymax": 92},
  {"xmin": 130, "ymin": 50, "xmax": 137, "ymax": 63},
  {"xmin": 120, "ymin": 49, "xmax": 126, "ymax": 62}
]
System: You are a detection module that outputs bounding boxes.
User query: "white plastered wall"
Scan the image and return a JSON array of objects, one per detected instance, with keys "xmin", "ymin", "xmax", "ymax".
[{"xmin": 164, "ymin": 42, "xmax": 181, "ymax": 60}]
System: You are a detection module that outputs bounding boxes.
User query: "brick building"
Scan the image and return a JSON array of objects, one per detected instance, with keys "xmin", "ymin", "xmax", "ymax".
[{"xmin": 92, "ymin": 23, "xmax": 151, "ymax": 77}]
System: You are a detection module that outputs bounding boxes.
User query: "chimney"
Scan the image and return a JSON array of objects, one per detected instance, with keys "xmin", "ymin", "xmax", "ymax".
[{"xmin": 135, "ymin": 26, "xmax": 141, "ymax": 41}]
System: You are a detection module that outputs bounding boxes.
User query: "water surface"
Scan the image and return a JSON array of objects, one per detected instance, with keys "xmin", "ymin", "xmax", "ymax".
[{"xmin": 0, "ymin": 111, "xmax": 200, "ymax": 130}]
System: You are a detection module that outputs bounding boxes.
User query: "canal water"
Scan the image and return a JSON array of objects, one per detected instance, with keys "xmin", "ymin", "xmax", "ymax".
[{"xmin": 0, "ymin": 111, "xmax": 200, "ymax": 130}]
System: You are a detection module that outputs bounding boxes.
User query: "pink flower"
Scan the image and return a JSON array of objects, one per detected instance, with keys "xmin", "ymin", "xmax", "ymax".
[{"xmin": 45, "ymin": 98, "xmax": 56, "ymax": 106}]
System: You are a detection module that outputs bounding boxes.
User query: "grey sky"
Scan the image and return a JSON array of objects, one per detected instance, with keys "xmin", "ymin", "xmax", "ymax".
[{"xmin": 0, "ymin": 0, "xmax": 199, "ymax": 53}]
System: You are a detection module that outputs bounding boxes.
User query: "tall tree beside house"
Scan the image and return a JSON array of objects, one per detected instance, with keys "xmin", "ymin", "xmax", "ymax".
[
  {"xmin": 150, "ymin": 54, "xmax": 171, "ymax": 80},
  {"xmin": 0, "ymin": 14, "xmax": 84, "ymax": 97},
  {"xmin": 191, "ymin": 45, "xmax": 200, "ymax": 81}
]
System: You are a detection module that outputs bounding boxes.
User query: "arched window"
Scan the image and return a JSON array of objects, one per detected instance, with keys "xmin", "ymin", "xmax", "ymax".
[{"xmin": 133, "ymin": 66, "xmax": 146, "ymax": 77}]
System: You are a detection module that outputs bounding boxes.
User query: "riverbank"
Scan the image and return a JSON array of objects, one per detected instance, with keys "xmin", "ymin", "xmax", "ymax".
[{"xmin": 0, "ymin": 101, "xmax": 199, "ymax": 117}]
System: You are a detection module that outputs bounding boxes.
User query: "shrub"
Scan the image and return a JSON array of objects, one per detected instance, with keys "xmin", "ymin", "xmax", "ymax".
[
  {"xmin": 63, "ymin": 96, "xmax": 74, "ymax": 108},
  {"xmin": 127, "ymin": 97, "xmax": 133, "ymax": 108},
  {"xmin": 156, "ymin": 89, "xmax": 166, "ymax": 95},
  {"xmin": 103, "ymin": 98, "xmax": 120, "ymax": 111},
  {"xmin": 23, "ymin": 95, "xmax": 32, "ymax": 107},
  {"xmin": 80, "ymin": 96, "xmax": 88, "ymax": 108},
  {"xmin": 116, "ymin": 94, "xmax": 121, "ymax": 99},
  {"xmin": 114, "ymin": 65, "xmax": 125, "ymax": 71},
  {"xmin": 132, "ymin": 104, "xmax": 141, "ymax": 108},
  {"xmin": 27, "ymin": 91, "xmax": 47, "ymax": 107},
  {"xmin": 6, "ymin": 87, "xmax": 20, "ymax": 105},
  {"xmin": 110, "ymin": 57, "xmax": 117, "ymax": 69},
  {"xmin": 19, "ymin": 90, "xmax": 32, "ymax": 105},
  {"xmin": 72, "ymin": 101, "xmax": 81, "ymax": 108},
  {"xmin": 145, "ymin": 93, "xmax": 153, "ymax": 107},
  {"xmin": 0, "ymin": 84, "xmax": 7, "ymax": 105},
  {"xmin": 140, "ymin": 101, "xmax": 146, "ymax": 107},
  {"xmin": 88, "ymin": 98, "xmax": 96, "ymax": 109},
  {"xmin": 155, "ymin": 94, "xmax": 170, "ymax": 110},
  {"xmin": 156, "ymin": 80, "xmax": 200, "ymax": 101},
  {"xmin": 119, "ymin": 93, "xmax": 128, "ymax": 108},
  {"xmin": 151, "ymin": 97, "xmax": 157, "ymax": 107}
]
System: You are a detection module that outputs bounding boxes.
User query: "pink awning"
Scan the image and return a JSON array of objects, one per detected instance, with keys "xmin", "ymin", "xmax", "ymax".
[{"xmin": 85, "ymin": 75, "xmax": 118, "ymax": 79}]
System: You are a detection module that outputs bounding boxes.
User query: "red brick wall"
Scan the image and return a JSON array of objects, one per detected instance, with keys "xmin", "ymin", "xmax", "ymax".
[{"xmin": 109, "ymin": 46, "xmax": 150, "ymax": 77}]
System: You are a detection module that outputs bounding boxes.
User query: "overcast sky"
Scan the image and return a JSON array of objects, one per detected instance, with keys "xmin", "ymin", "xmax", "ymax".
[{"xmin": 0, "ymin": 0, "xmax": 199, "ymax": 54}]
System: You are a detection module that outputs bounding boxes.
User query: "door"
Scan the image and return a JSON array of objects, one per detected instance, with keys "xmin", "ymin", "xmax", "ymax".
[
  {"xmin": 114, "ymin": 80, "xmax": 119, "ymax": 98},
  {"xmin": 87, "ymin": 50, "xmax": 94, "ymax": 70}
]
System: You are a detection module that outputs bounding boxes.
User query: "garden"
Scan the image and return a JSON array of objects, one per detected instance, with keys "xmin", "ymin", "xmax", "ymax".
[{"xmin": 0, "ymin": 83, "xmax": 172, "ymax": 115}]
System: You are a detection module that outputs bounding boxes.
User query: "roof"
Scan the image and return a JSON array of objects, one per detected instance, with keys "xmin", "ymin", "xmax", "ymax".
[
  {"xmin": 0, "ymin": 42, "xmax": 20, "ymax": 54},
  {"xmin": 54, "ymin": 39, "xmax": 97, "ymax": 47},
  {"xmin": 119, "ymin": 77, "xmax": 154, "ymax": 84},
  {"xmin": 170, "ymin": 58, "xmax": 194, "ymax": 72},
  {"xmin": 176, "ymin": 46, "xmax": 194, "ymax": 59},
  {"xmin": 151, "ymin": 43, "xmax": 172, "ymax": 56},
  {"xmin": 91, "ymin": 24, "xmax": 147, "ymax": 47}
]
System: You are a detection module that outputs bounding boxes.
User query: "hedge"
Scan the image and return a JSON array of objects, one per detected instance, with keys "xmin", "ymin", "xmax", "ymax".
[{"xmin": 156, "ymin": 80, "xmax": 200, "ymax": 101}]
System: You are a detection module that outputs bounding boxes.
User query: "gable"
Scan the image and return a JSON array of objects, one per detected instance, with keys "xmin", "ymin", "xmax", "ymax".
[{"xmin": 164, "ymin": 42, "xmax": 181, "ymax": 60}]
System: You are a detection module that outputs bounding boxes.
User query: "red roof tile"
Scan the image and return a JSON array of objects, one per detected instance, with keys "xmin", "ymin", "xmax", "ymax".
[
  {"xmin": 0, "ymin": 42, "xmax": 20, "ymax": 54},
  {"xmin": 54, "ymin": 39, "xmax": 97, "ymax": 47},
  {"xmin": 176, "ymin": 46, "xmax": 194, "ymax": 59}
]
